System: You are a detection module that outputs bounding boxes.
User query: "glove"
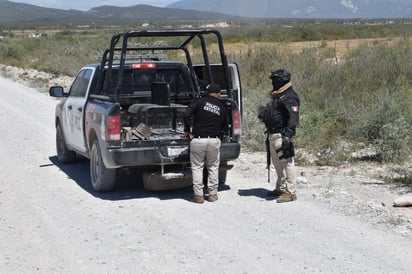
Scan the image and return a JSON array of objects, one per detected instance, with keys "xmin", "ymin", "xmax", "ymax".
[
  {"xmin": 280, "ymin": 137, "xmax": 295, "ymax": 159},
  {"xmin": 281, "ymin": 136, "xmax": 291, "ymax": 149}
]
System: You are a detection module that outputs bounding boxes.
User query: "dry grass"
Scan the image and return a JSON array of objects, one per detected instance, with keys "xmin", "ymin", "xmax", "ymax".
[{"xmin": 219, "ymin": 37, "xmax": 403, "ymax": 61}]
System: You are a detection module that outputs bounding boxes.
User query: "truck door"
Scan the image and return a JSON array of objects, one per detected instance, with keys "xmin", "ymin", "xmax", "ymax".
[
  {"xmin": 193, "ymin": 63, "xmax": 242, "ymax": 114},
  {"xmin": 62, "ymin": 68, "xmax": 95, "ymax": 153},
  {"xmin": 226, "ymin": 63, "xmax": 242, "ymax": 114}
]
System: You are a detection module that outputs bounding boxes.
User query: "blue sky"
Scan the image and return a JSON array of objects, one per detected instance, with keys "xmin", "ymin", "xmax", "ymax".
[{"xmin": 9, "ymin": 0, "xmax": 177, "ymax": 10}]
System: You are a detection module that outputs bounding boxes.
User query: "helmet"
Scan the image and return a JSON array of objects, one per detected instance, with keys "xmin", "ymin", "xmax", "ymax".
[{"xmin": 269, "ymin": 69, "xmax": 291, "ymax": 83}]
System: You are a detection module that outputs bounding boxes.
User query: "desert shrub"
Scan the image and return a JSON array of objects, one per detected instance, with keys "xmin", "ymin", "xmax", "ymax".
[
  {"xmin": 1, "ymin": 31, "xmax": 113, "ymax": 76},
  {"xmin": 222, "ymin": 20, "xmax": 412, "ymax": 43},
  {"xmin": 375, "ymin": 117, "xmax": 412, "ymax": 163},
  {"xmin": 31, "ymin": 33, "xmax": 110, "ymax": 76},
  {"xmin": 0, "ymin": 39, "xmax": 26, "ymax": 65},
  {"xmin": 241, "ymin": 86, "xmax": 268, "ymax": 152},
  {"xmin": 236, "ymin": 36, "xmax": 412, "ymax": 164},
  {"xmin": 389, "ymin": 164, "xmax": 412, "ymax": 185},
  {"xmin": 237, "ymin": 43, "xmax": 344, "ymax": 151},
  {"xmin": 334, "ymin": 44, "xmax": 412, "ymax": 163}
]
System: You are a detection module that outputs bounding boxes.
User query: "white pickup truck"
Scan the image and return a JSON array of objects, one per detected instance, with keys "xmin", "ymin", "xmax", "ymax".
[{"xmin": 49, "ymin": 29, "xmax": 242, "ymax": 192}]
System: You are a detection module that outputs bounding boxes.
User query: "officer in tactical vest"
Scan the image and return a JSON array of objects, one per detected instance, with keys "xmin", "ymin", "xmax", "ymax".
[{"xmin": 258, "ymin": 69, "xmax": 300, "ymax": 203}]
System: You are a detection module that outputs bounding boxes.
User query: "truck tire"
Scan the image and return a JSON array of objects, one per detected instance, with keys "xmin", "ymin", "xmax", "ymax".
[
  {"xmin": 90, "ymin": 139, "xmax": 116, "ymax": 192},
  {"xmin": 56, "ymin": 123, "xmax": 76, "ymax": 163}
]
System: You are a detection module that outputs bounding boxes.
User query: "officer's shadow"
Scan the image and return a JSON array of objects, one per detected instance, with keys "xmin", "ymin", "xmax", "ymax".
[{"xmin": 237, "ymin": 184, "xmax": 276, "ymax": 201}]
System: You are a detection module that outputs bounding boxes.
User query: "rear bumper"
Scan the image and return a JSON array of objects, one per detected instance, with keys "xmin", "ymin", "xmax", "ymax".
[{"xmin": 102, "ymin": 142, "xmax": 241, "ymax": 169}]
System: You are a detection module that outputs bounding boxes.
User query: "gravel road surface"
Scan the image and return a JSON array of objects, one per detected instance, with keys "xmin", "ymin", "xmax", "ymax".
[{"xmin": 0, "ymin": 76, "xmax": 411, "ymax": 273}]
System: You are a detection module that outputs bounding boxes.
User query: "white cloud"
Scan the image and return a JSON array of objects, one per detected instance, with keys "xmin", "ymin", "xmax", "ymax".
[
  {"xmin": 306, "ymin": 6, "xmax": 318, "ymax": 14},
  {"xmin": 340, "ymin": 0, "xmax": 358, "ymax": 13}
]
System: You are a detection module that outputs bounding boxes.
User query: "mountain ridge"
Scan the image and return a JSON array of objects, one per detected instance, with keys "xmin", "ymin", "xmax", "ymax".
[
  {"xmin": 0, "ymin": 0, "xmax": 238, "ymax": 25},
  {"xmin": 0, "ymin": 0, "xmax": 410, "ymax": 26}
]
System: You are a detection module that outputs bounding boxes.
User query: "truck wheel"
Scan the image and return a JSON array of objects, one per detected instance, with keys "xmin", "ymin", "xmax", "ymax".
[
  {"xmin": 90, "ymin": 139, "xmax": 116, "ymax": 192},
  {"xmin": 56, "ymin": 124, "xmax": 76, "ymax": 163}
]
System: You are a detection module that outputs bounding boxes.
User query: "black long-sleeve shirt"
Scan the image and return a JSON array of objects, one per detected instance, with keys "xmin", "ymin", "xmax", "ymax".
[{"xmin": 184, "ymin": 95, "xmax": 228, "ymax": 138}]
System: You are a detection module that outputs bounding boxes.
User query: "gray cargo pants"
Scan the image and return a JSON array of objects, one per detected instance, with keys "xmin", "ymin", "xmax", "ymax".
[
  {"xmin": 269, "ymin": 133, "xmax": 297, "ymax": 195},
  {"xmin": 190, "ymin": 137, "xmax": 221, "ymax": 196}
]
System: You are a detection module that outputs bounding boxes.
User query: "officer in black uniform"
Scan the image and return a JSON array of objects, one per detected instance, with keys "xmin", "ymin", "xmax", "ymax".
[
  {"xmin": 258, "ymin": 69, "xmax": 300, "ymax": 203},
  {"xmin": 184, "ymin": 83, "xmax": 228, "ymax": 203}
]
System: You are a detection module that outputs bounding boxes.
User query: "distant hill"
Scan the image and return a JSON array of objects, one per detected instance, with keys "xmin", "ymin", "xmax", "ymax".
[
  {"xmin": 0, "ymin": 0, "xmax": 238, "ymax": 26},
  {"xmin": 168, "ymin": 0, "xmax": 412, "ymax": 18},
  {"xmin": 1, "ymin": 0, "xmax": 410, "ymax": 27},
  {"xmin": 0, "ymin": 0, "xmax": 90, "ymax": 24}
]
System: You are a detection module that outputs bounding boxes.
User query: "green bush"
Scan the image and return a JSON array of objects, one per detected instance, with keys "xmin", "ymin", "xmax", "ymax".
[
  {"xmin": 375, "ymin": 117, "xmax": 412, "ymax": 163},
  {"xmin": 0, "ymin": 40, "xmax": 27, "ymax": 66},
  {"xmin": 236, "ymin": 36, "xmax": 412, "ymax": 166}
]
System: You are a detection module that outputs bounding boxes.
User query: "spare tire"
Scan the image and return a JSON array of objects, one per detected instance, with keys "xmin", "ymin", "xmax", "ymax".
[{"xmin": 143, "ymin": 171, "xmax": 192, "ymax": 191}]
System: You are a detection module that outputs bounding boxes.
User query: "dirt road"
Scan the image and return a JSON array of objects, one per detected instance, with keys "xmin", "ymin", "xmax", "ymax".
[{"xmin": 0, "ymin": 76, "xmax": 411, "ymax": 273}]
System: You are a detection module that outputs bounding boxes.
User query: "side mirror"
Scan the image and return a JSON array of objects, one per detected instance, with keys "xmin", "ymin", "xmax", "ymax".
[{"xmin": 49, "ymin": 86, "xmax": 66, "ymax": 97}]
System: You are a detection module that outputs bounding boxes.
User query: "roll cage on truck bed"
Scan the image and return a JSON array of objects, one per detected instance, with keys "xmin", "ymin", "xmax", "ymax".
[{"xmin": 99, "ymin": 29, "xmax": 240, "ymax": 106}]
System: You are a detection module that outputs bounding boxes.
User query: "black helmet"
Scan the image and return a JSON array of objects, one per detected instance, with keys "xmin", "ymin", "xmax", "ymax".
[{"xmin": 269, "ymin": 69, "xmax": 291, "ymax": 83}]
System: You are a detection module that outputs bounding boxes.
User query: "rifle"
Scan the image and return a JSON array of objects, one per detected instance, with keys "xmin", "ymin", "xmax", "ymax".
[{"xmin": 265, "ymin": 131, "xmax": 271, "ymax": 183}]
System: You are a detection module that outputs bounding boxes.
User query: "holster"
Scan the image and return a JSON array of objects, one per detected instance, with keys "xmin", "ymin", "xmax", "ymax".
[{"xmin": 276, "ymin": 142, "xmax": 295, "ymax": 159}]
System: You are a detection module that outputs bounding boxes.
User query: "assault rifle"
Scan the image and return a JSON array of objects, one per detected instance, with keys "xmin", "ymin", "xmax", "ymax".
[{"xmin": 265, "ymin": 131, "xmax": 271, "ymax": 183}]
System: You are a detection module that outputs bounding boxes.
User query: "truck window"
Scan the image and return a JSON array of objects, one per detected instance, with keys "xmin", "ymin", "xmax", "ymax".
[
  {"xmin": 70, "ymin": 69, "xmax": 93, "ymax": 97},
  {"xmin": 108, "ymin": 70, "xmax": 154, "ymax": 94},
  {"xmin": 110, "ymin": 68, "xmax": 194, "ymax": 96},
  {"xmin": 156, "ymin": 70, "xmax": 190, "ymax": 95}
]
